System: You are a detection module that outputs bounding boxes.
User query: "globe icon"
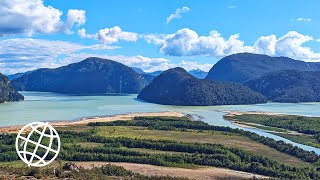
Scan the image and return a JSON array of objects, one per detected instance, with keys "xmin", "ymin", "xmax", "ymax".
[{"xmin": 15, "ymin": 122, "xmax": 61, "ymax": 167}]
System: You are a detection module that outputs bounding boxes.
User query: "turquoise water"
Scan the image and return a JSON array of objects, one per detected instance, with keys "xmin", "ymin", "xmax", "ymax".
[{"xmin": 1, "ymin": 91, "xmax": 320, "ymax": 153}]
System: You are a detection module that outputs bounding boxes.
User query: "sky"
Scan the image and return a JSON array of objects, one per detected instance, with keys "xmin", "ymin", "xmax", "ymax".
[{"xmin": 1, "ymin": 0, "xmax": 320, "ymax": 74}]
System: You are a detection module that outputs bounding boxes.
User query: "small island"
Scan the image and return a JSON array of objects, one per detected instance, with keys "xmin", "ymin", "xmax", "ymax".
[{"xmin": 138, "ymin": 67, "xmax": 266, "ymax": 106}]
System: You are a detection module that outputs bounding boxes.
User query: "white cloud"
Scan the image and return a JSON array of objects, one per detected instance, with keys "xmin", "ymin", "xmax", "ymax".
[
  {"xmin": 0, "ymin": 0, "xmax": 86, "ymax": 36},
  {"xmin": 145, "ymin": 28, "xmax": 320, "ymax": 61},
  {"xmin": 64, "ymin": 9, "xmax": 86, "ymax": 34},
  {"xmin": 166, "ymin": 6, "xmax": 191, "ymax": 24},
  {"xmin": 145, "ymin": 28, "xmax": 253, "ymax": 57},
  {"xmin": 0, "ymin": 38, "xmax": 118, "ymax": 74},
  {"xmin": 78, "ymin": 26, "xmax": 138, "ymax": 44},
  {"xmin": 78, "ymin": 28, "xmax": 95, "ymax": 39},
  {"xmin": 296, "ymin": 18, "xmax": 311, "ymax": 22}
]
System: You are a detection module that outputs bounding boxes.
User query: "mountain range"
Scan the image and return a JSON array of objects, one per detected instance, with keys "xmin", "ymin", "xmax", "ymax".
[
  {"xmin": 3, "ymin": 53, "xmax": 320, "ymax": 105},
  {"xmin": 12, "ymin": 57, "xmax": 154, "ymax": 94},
  {"xmin": 138, "ymin": 67, "xmax": 266, "ymax": 106},
  {"xmin": 0, "ymin": 73, "xmax": 24, "ymax": 103},
  {"xmin": 205, "ymin": 53, "xmax": 320, "ymax": 83},
  {"xmin": 132, "ymin": 67, "xmax": 208, "ymax": 79}
]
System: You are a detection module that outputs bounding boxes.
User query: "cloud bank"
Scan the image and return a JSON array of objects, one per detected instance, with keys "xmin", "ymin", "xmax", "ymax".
[
  {"xmin": 145, "ymin": 29, "xmax": 320, "ymax": 61},
  {"xmin": 0, "ymin": 0, "xmax": 86, "ymax": 36}
]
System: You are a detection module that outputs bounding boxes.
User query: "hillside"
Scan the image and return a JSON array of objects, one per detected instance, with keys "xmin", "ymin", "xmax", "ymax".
[
  {"xmin": 138, "ymin": 67, "xmax": 266, "ymax": 106},
  {"xmin": 188, "ymin": 69, "xmax": 208, "ymax": 79},
  {"xmin": 0, "ymin": 73, "xmax": 24, "ymax": 103},
  {"xmin": 244, "ymin": 70, "xmax": 320, "ymax": 103},
  {"xmin": 205, "ymin": 53, "xmax": 320, "ymax": 83},
  {"xmin": 12, "ymin": 57, "xmax": 154, "ymax": 94}
]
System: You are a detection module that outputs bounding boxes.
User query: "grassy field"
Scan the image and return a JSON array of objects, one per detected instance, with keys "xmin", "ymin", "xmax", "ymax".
[
  {"xmin": 225, "ymin": 113, "xmax": 320, "ymax": 148},
  {"xmin": 82, "ymin": 125, "xmax": 309, "ymax": 167},
  {"xmin": 1, "ymin": 115, "xmax": 319, "ymax": 179}
]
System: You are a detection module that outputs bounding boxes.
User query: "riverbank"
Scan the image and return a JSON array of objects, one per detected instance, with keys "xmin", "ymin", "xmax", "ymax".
[
  {"xmin": 0, "ymin": 111, "xmax": 184, "ymax": 134},
  {"xmin": 224, "ymin": 111, "xmax": 320, "ymax": 149}
]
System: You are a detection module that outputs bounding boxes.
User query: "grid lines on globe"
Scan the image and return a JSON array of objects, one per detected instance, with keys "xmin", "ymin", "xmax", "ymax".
[{"xmin": 16, "ymin": 122, "xmax": 60, "ymax": 167}]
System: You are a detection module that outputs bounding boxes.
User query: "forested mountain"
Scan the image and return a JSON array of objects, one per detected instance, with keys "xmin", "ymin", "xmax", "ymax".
[
  {"xmin": 12, "ymin": 57, "xmax": 154, "ymax": 94},
  {"xmin": 138, "ymin": 67, "xmax": 266, "ymax": 106},
  {"xmin": 205, "ymin": 53, "xmax": 320, "ymax": 83},
  {"xmin": 0, "ymin": 73, "xmax": 24, "ymax": 103},
  {"xmin": 244, "ymin": 70, "xmax": 320, "ymax": 103}
]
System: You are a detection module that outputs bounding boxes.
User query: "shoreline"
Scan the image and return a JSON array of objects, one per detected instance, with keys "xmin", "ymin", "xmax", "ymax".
[{"xmin": 0, "ymin": 111, "xmax": 184, "ymax": 134}]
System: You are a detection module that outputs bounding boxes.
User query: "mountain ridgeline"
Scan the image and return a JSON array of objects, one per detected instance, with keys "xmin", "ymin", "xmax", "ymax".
[
  {"xmin": 12, "ymin": 58, "xmax": 154, "ymax": 94},
  {"xmin": 205, "ymin": 53, "xmax": 320, "ymax": 83},
  {"xmin": 0, "ymin": 73, "xmax": 24, "ymax": 103},
  {"xmin": 244, "ymin": 70, "xmax": 320, "ymax": 103},
  {"xmin": 138, "ymin": 67, "xmax": 266, "ymax": 106}
]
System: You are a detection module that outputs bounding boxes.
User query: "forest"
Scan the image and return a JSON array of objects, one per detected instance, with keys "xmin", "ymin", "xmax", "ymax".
[{"xmin": 1, "ymin": 116, "xmax": 320, "ymax": 179}]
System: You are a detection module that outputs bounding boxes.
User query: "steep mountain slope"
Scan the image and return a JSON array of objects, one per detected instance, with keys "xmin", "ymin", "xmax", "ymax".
[
  {"xmin": 138, "ymin": 67, "xmax": 266, "ymax": 106},
  {"xmin": 244, "ymin": 70, "xmax": 320, "ymax": 103},
  {"xmin": 206, "ymin": 53, "xmax": 320, "ymax": 83},
  {"xmin": 0, "ymin": 73, "xmax": 24, "ymax": 103},
  {"xmin": 12, "ymin": 57, "xmax": 154, "ymax": 94}
]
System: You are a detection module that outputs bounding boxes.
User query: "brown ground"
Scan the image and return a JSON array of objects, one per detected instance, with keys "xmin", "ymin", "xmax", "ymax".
[
  {"xmin": 74, "ymin": 162, "xmax": 269, "ymax": 180},
  {"xmin": 0, "ymin": 111, "xmax": 184, "ymax": 134}
]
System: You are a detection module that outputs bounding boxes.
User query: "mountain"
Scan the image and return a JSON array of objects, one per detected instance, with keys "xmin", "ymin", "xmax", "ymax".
[
  {"xmin": 138, "ymin": 67, "xmax": 266, "ymax": 106},
  {"xmin": 146, "ymin": 70, "xmax": 163, "ymax": 76},
  {"xmin": 7, "ymin": 70, "xmax": 34, "ymax": 80},
  {"xmin": 205, "ymin": 53, "xmax": 320, "ymax": 83},
  {"xmin": 188, "ymin": 69, "xmax": 208, "ymax": 79},
  {"xmin": 131, "ymin": 67, "xmax": 146, "ymax": 74},
  {"xmin": 0, "ymin": 73, "xmax": 24, "ymax": 103},
  {"xmin": 12, "ymin": 57, "xmax": 154, "ymax": 94},
  {"xmin": 244, "ymin": 70, "xmax": 320, "ymax": 103}
]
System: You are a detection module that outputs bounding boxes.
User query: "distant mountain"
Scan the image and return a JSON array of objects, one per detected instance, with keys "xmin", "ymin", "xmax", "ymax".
[
  {"xmin": 188, "ymin": 69, "xmax": 208, "ymax": 79},
  {"xmin": 205, "ymin": 53, "xmax": 320, "ymax": 83},
  {"xmin": 138, "ymin": 67, "xmax": 266, "ymax": 106},
  {"xmin": 7, "ymin": 70, "xmax": 34, "ymax": 80},
  {"xmin": 0, "ymin": 73, "xmax": 24, "ymax": 103},
  {"xmin": 244, "ymin": 70, "xmax": 320, "ymax": 103},
  {"xmin": 146, "ymin": 70, "xmax": 163, "ymax": 76},
  {"xmin": 131, "ymin": 67, "xmax": 146, "ymax": 74},
  {"xmin": 12, "ymin": 57, "xmax": 154, "ymax": 94}
]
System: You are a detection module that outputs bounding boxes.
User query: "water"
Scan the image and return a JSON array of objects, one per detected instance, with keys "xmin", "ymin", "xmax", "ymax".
[{"xmin": 1, "ymin": 91, "xmax": 320, "ymax": 153}]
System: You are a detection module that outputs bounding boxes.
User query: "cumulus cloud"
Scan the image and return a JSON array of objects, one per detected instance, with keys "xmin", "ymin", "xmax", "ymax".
[
  {"xmin": 145, "ymin": 28, "xmax": 253, "ymax": 57},
  {"xmin": 0, "ymin": 0, "xmax": 86, "ymax": 36},
  {"xmin": 0, "ymin": 38, "xmax": 118, "ymax": 74},
  {"xmin": 145, "ymin": 28, "xmax": 320, "ymax": 61},
  {"xmin": 64, "ymin": 9, "xmax": 86, "ymax": 34},
  {"xmin": 78, "ymin": 26, "xmax": 138, "ymax": 44},
  {"xmin": 296, "ymin": 18, "xmax": 311, "ymax": 22},
  {"xmin": 166, "ymin": 6, "xmax": 191, "ymax": 24}
]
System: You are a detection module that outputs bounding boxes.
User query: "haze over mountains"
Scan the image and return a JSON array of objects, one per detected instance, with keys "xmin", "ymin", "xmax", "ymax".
[
  {"xmin": 138, "ymin": 67, "xmax": 266, "ymax": 106},
  {"xmin": 0, "ymin": 73, "xmax": 24, "ymax": 103}
]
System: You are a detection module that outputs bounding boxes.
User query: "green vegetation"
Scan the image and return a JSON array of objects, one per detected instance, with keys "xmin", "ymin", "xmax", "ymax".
[
  {"xmin": 1, "ymin": 116, "xmax": 320, "ymax": 179},
  {"xmin": 226, "ymin": 113, "xmax": 320, "ymax": 148},
  {"xmin": 138, "ymin": 67, "xmax": 266, "ymax": 106},
  {"xmin": 0, "ymin": 163, "xmax": 188, "ymax": 180}
]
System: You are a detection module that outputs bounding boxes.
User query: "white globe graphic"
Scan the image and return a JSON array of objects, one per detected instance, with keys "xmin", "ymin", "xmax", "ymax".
[{"xmin": 15, "ymin": 122, "xmax": 61, "ymax": 167}]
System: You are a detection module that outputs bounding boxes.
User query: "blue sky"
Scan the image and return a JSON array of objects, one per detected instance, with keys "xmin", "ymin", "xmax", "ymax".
[{"xmin": 1, "ymin": 0, "xmax": 320, "ymax": 74}]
